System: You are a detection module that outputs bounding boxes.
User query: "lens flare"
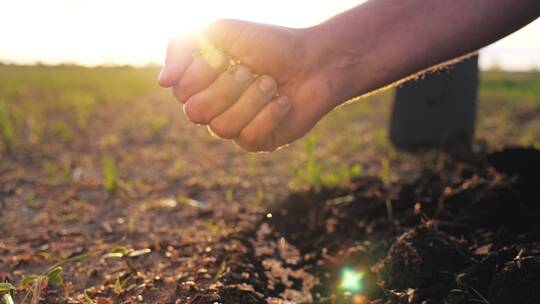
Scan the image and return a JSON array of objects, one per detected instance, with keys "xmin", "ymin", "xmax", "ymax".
[{"xmin": 339, "ymin": 268, "xmax": 364, "ymax": 293}]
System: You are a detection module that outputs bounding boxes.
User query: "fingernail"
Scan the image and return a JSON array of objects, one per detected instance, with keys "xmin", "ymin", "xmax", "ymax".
[
  {"xmin": 258, "ymin": 77, "xmax": 275, "ymax": 94},
  {"xmin": 276, "ymin": 96, "xmax": 290, "ymax": 107},
  {"xmin": 234, "ymin": 66, "xmax": 252, "ymax": 83}
]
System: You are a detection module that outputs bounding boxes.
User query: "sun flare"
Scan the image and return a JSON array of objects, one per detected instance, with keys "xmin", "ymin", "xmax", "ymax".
[
  {"xmin": 0, "ymin": 0, "xmax": 361, "ymax": 66},
  {"xmin": 0, "ymin": 0, "xmax": 539, "ymax": 69},
  {"xmin": 340, "ymin": 268, "xmax": 365, "ymax": 293}
]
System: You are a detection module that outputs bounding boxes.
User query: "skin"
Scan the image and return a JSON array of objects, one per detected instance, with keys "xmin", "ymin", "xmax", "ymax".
[{"xmin": 159, "ymin": 0, "xmax": 540, "ymax": 152}]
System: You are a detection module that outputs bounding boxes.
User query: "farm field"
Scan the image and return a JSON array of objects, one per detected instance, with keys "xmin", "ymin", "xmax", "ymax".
[{"xmin": 1, "ymin": 64, "xmax": 539, "ymax": 304}]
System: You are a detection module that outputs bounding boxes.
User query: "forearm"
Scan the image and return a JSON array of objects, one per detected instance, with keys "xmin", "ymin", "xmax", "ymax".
[{"xmin": 306, "ymin": 0, "xmax": 540, "ymax": 103}]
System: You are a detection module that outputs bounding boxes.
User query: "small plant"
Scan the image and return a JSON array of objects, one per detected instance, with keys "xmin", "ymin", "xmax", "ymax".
[
  {"xmin": 292, "ymin": 134, "xmax": 363, "ymax": 189},
  {"xmin": 256, "ymin": 187, "xmax": 265, "ymax": 205},
  {"xmin": 380, "ymin": 158, "xmax": 391, "ymax": 184},
  {"xmin": 113, "ymin": 275, "xmax": 131, "ymax": 295},
  {"xmin": 20, "ymin": 266, "xmax": 63, "ymax": 288},
  {"xmin": 225, "ymin": 189, "xmax": 234, "ymax": 203},
  {"xmin": 18, "ymin": 266, "xmax": 64, "ymax": 304},
  {"xmin": 385, "ymin": 199, "xmax": 394, "ymax": 222},
  {"xmin": 17, "ymin": 250, "xmax": 94, "ymax": 303},
  {"xmin": 103, "ymin": 156, "xmax": 119, "ymax": 193},
  {"xmin": 83, "ymin": 292, "xmax": 96, "ymax": 304},
  {"xmin": 304, "ymin": 134, "xmax": 322, "ymax": 186},
  {"xmin": 0, "ymin": 282, "xmax": 15, "ymax": 304},
  {"xmin": 150, "ymin": 115, "xmax": 169, "ymax": 136},
  {"xmin": 0, "ymin": 101, "xmax": 15, "ymax": 152}
]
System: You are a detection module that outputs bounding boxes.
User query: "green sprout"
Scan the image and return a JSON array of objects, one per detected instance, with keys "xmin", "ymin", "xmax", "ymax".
[
  {"xmin": 83, "ymin": 291, "xmax": 96, "ymax": 304},
  {"xmin": 20, "ymin": 266, "xmax": 63, "ymax": 288},
  {"xmin": 103, "ymin": 156, "xmax": 119, "ymax": 193},
  {"xmin": 102, "ymin": 247, "xmax": 152, "ymax": 272},
  {"xmin": 292, "ymin": 134, "xmax": 363, "ymax": 189},
  {"xmin": 16, "ymin": 251, "xmax": 94, "ymax": 304},
  {"xmin": 0, "ymin": 283, "xmax": 15, "ymax": 304},
  {"xmin": 225, "ymin": 189, "xmax": 234, "ymax": 203},
  {"xmin": 0, "ymin": 101, "xmax": 15, "ymax": 153}
]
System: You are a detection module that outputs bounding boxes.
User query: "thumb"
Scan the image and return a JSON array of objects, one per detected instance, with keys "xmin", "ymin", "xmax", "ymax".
[{"xmin": 158, "ymin": 19, "xmax": 245, "ymax": 88}]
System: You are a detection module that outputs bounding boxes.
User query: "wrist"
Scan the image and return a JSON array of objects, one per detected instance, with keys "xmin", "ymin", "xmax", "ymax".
[{"xmin": 301, "ymin": 21, "xmax": 373, "ymax": 105}]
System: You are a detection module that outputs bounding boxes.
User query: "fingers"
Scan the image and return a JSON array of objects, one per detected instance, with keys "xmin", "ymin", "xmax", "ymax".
[
  {"xmin": 183, "ymin": 65, "xmax": 254, "ymax": 125},
  {"xmin": 172, "ymin": 48, "xmax": 228, "ymax": 103},
  {"xmin": 209, "ymin": 76, "xmax": 277, "ymax": 139},
  {"xmin": 158, "ymin": 36, "xmax": 197, "ymax": 88},
  {"xmin": 234, "ymin": 95, "xmax": 291, "ymax": 152}
]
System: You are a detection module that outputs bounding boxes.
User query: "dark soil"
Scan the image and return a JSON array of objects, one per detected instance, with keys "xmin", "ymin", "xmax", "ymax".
[
  {"xmin": 200, "ymin": 146, "xmax": 540, "ymax": 304},
  {"xmin": 2, "ymin": 147, "xmax": 540, "ymax": 304}
]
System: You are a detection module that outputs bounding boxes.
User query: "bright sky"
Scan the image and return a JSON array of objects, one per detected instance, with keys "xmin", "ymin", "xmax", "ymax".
[{"xmin": 0, "ymin": 0, "xmax": 539, "ymax": 70}]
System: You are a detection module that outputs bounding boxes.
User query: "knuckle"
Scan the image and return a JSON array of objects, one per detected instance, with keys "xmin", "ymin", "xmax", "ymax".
[
  {"xmin": 239, "ymin": 128, "xmax": 264, "ymax": 151},
  {"xmin": 209, "ymin": 119, "xmax": 238, "ymax": 139},
  {"xmin": 173, "ymin": 86, "xmax": 187, "ymax": 103},
  {"xmin": 183, "ymin": 100, "xmax": 209, "ymax": 125},
  {"xmin": 238, "ymin": 141, "xmax": 260, "ymax": 153}
]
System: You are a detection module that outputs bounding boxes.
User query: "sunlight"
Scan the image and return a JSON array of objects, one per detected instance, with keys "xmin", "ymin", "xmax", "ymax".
[
  {"xmin": 0, "ymin": 0, "xmax": 361, "ymax": 66},
  {"xmin": 0, "ymin": 0, "xmax": 538, "ymax": 69},
  {"xmin": 339, "ymin": 268, "xmax": 364, "ymax": 293}
]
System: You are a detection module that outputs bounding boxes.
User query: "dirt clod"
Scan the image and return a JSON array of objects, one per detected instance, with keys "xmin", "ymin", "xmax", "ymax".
[{"xmin": 374, "ymin": 223, "xmax": 469, "ymax": 291}]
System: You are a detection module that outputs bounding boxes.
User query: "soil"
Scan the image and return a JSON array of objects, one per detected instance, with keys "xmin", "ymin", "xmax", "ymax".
[{"xmin": 2, "ymin": 145, "xmax": 539, "ymax": 304}]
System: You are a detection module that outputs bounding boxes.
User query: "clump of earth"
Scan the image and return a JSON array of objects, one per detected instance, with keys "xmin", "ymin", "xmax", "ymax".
[{"xmin": 210, "ymin": 147, "xmax": 540, "ymax": 304}]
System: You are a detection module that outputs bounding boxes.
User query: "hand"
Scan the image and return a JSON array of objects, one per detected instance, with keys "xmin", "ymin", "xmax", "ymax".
[{"xmin": 159, "ymin": 19, "xmax": 337, "ymax": 152}]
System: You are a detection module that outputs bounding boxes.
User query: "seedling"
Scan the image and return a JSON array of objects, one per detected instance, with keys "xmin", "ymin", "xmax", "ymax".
[
  {"xmin": 150, "ymin": 115, "xmax": 169, "ymax": 136},
  {"xmin": 292, "ymin": 134, "xmax": 363, "ymax": 189},
  {"xmin": 304, "ymin": 134, "xmax": 322, "ymax": 186},
  {"xmin": 0, "ymin": 283, "xmax": 15, "ymax": 304},
  {"xmin": 18, "ymin": 266, "xmax": 64, "ymax": 304},
  {"xmin": 103, "ymin": 156, "xmax": 119, "ymax": 193},
  {"xmin": 20, "ymin": 266, "xmax": 63, "ymax": 288},
  {"xmin": 17, "ymin": 252, "xmax": 94, "ymax": 304},
  {"xmin": 380, "ymin": 158, "xmax": 391, "ymax": 184},
  {"xmin": 385, "ymin": 199, "xmax": 394, "ymax": 222},
  {"xmin": 113, "ymin": 275, "xmax": 131, "ymax": 295},
  {"xmin": 102, "ymin": 247, "xmax": 151, "ymax": 272},
  {"xmin": 0, "ymin": 100, "xmax": 15, "ymax": 153},
  {"xmin": 83, "ymin": 292, "xmax": 96, "ymax": 304},
  {"xmin": 256, "ymin": 187, "xmax": 265, "ymax": 206},
  {"xmin": 225, "ymin": 189, "xmax": 234, "ymax": 203},
  {"xmin": 213, "ymin": 261, "xmax": 227, "ymax": 282}
]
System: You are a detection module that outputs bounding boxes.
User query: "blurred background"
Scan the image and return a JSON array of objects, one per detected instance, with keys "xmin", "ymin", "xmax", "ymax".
[{"xmin": 1, "ymin": 0, "xmax": 539, "ymax": 70}]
